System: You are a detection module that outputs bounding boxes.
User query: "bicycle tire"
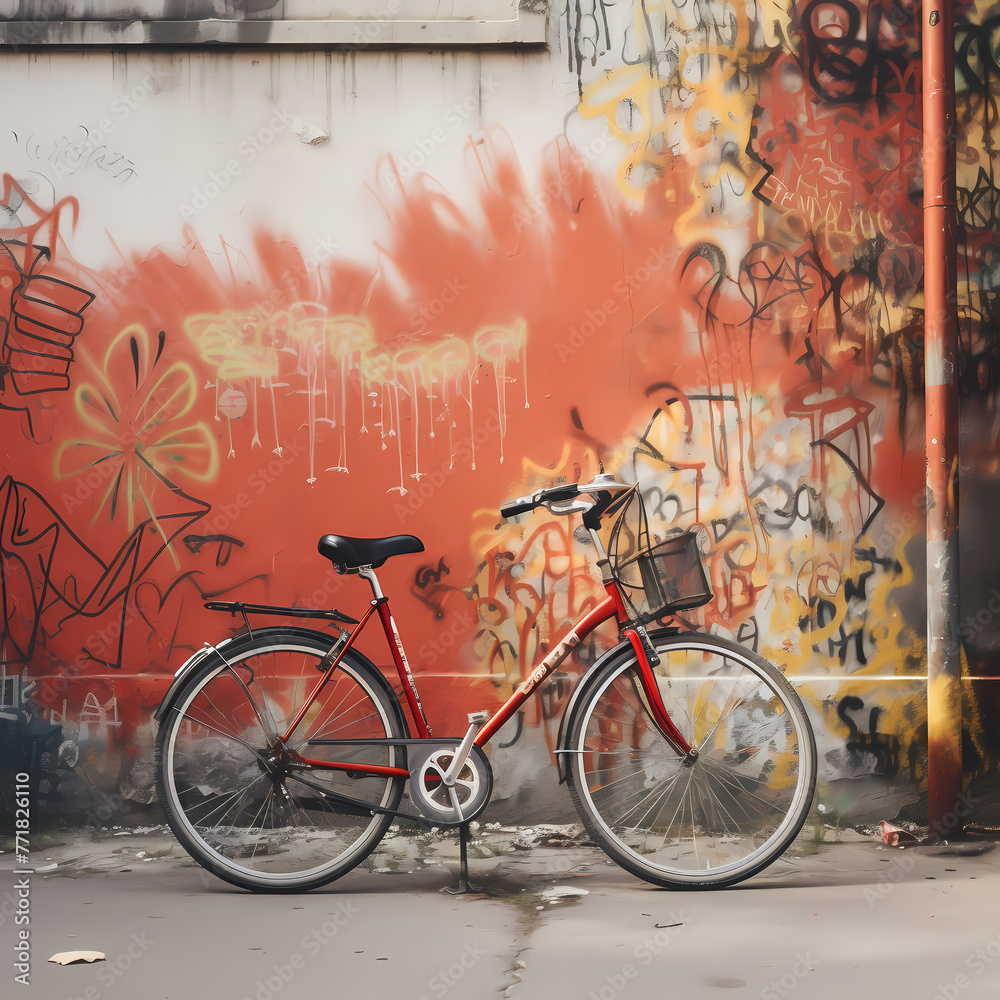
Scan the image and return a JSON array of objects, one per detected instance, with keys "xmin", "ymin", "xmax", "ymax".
[
  {"xmin": 565, "ymin": 631, "xmax": 816, "ymax": 888},
  {"xmin": 156, "ymin": 630, "xmax": 407, "ymax": 892}
]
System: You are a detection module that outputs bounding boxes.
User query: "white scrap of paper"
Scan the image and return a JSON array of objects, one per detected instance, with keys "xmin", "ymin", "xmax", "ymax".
[
  {"xmin": 48, "ymin": 952, "xmax": 107, "ymax": 965},
  {"xmin": 539, "ymin": 885, "xmax": 590, "ymax": 902}
]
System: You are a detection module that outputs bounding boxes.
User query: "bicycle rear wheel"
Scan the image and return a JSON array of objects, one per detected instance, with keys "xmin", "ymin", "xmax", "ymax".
[
  {"xmin": 156, "ymin": 631, "xmax": 406, "ymax": 891},
  {"xmin": 565, "ymin": 632, "xmax": 815, "ymax": 888}
]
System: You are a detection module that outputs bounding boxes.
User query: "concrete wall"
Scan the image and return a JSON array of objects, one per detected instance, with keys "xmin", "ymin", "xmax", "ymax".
[{"xmin": 2, "ymin": 0, "xmax": 999, "ymax": 830}]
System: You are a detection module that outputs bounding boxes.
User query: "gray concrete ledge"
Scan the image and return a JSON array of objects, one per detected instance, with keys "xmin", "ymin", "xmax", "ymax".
[{"xmin": 0, "ymin": 9, "xmax": 548, "ymax": 47}]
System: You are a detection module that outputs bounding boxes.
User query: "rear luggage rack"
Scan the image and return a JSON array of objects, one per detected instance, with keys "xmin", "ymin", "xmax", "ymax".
[{"xmin": 204, "ymin": 600, "xmax": 359, "ymax": 625}]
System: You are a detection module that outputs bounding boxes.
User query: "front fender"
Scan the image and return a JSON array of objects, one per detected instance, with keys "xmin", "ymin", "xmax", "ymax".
[
  {"xmin": 554, "ymin": 628, "xmax": 683, "ymax": 782},
  {"xmin": 152, "ymin": 626, "xmax": 332, "ymax": 723}
]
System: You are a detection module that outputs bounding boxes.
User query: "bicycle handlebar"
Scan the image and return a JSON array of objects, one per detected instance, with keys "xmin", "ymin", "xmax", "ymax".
[
  {"xmin": 500, "ymin": 475, "xmax": 633, "ymax": 520},
  {"xmin": 501, "ymin": 483, "xmax": 579, "ymax": 519}
]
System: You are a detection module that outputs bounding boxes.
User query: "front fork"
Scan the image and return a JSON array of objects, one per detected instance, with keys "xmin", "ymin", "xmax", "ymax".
[
  {"xmin": 591, "ymin": 536, "xmax": 696, "ymax": 761},
  {"xmin": 623, "ymin": 623, "xmax": 696, "ymax": 761}
]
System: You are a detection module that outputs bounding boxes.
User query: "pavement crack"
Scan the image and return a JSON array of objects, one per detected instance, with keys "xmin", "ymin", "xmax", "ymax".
[{"xmin": 494, "ymin": 894, "xmax": 543, "ymax": 996}]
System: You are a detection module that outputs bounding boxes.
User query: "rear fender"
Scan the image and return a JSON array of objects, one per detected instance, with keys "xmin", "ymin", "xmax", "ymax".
[{"xmin": 154, "ymin": 626, "xmax": 348, "ymax": 724}]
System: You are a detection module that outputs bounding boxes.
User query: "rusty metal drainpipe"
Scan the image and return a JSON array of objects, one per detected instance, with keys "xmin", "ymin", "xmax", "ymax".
[{"xmin": 923, "ymin": 0, "xmax": 963, "ymax": 839}]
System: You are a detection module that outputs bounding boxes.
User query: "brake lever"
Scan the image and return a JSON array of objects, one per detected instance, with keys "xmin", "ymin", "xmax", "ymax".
[{"xmin": 545, "ymin": 498, "xmax": 594, "ymax": 515}]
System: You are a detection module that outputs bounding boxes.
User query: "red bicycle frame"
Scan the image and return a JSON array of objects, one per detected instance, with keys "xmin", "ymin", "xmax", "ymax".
[{"xmin": 284, "ymin": 575, "xmax": 691, "ymax": 780}]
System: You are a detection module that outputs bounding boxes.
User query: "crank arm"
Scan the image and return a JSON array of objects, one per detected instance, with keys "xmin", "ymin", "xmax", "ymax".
[{"xmin": 442, "ymin": 712, "xmax": 489, "ymax": 787}]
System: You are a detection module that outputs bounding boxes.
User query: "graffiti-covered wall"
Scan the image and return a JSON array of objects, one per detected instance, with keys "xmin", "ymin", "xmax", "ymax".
[{"xmin": 2, "ymin": 0, "xmax": 999, "ymax": 828}]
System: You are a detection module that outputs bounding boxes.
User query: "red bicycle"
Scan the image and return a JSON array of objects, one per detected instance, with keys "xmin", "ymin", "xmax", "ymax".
[{"xmin": 155, "ymin": 474, "xmax": 816, "ymax": 892}]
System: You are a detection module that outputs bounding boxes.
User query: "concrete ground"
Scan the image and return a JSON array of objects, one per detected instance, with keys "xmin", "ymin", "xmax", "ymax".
[{"xmin": 3, "ymin": 824, "xmax": 999, "ymax": 1000}]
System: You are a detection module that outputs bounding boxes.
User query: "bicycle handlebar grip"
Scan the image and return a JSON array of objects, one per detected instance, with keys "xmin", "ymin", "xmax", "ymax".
[
  {"xmin": 501, "ymin": 483, "xmax": 580, "ymax": 519},
  {"xmin": 501, "ymin": 496, "xmax": 537, "ymax": 518},
  {"xmin": 542, "ymin": 484, "xmax": 581, "ymax": 502}
]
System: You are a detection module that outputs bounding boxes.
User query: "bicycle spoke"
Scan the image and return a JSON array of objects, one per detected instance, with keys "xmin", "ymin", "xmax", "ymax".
[
  {"xmin": 692, "ymin": 773, "xmax": 740, "ymax": 835},
  {"xmin": 693, "ymin": 678, "xmax": 767, "ymax": 751},
  {"xmin": 583, "ymin": 760, "xmax": 669, "ymax": 797},
  {"xmin": 699, "ymin": 768, "xmax": 745, "ymax": 834},
  {"xmin": 596, "ymin": 766, "xmax": 687, "ymax": 826},
  {"xmin": 654, "ymin": 765, "xmax": 697, "ymax": 840},
  {"xmin": 586, "ymin": 706, "xmax": 640, "ymax": 725},
  {"xmin": 284, "ymin": 774, "xmax": 348, "ymax": 826},
  {"xmin": 697, "ymin": 767, "xmax": 768, "ymax": 832},
  {"xmin": 159, "ymin": 638, "xmax": 406, "ymax": 890},
  {"xmin": 298, "ymin": 682, "xmax": 369, "ymax": 744},
  {"xmin": 684, "ymin": 780, "xmax": 701, "ymax": 869},
  {"xmin": 569, "ymin": 636, "xmax": 815, "ymax": 887},
  {"xmin": 627, "ymin": 767, "xmax": 689, "ymax": 830},
  {"xmin": 305, "ymin": 708, "xmax": 382, "ymax": 746},
  {"xmin": 223, "ymin": 662, "xmax": 279, "ymax": 741},
  {"xmin": 178, "ymin": 706, "xmax": 268, "ymax": 759},
  {"xmin": 197, "ymin": 681, "xmax": 260, "ymax": 741},
  {"xmin": 184, "ymin": 773, "xmax": 270, "ymax": 828},
  {"xmin": 698, "ymin": 755, "xmax": 792, "ymax": 816},
  {"xmin": 244, "ymin": 787, "xmax": 273, "ymax": 852}
]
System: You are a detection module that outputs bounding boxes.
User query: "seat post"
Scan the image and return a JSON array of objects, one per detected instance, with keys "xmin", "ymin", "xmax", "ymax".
[{"xmin": 357, "ymin": 566, "xmax": 384, "ymax": 599}]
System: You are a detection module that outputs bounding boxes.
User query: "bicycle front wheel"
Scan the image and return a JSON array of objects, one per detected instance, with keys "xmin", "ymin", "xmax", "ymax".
[
  {"xmin": 156, "ymin": 632, "xmax": 406, "ymax": 891},
  {"xmin": 565, "ymin": 632, "xmax": 816, "ymax": 888}
]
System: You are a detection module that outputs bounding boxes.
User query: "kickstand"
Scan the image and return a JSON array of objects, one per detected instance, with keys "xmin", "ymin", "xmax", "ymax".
[{"xmin": 444, "ymin": 822, "xmax": 480, "ymax": 895}]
